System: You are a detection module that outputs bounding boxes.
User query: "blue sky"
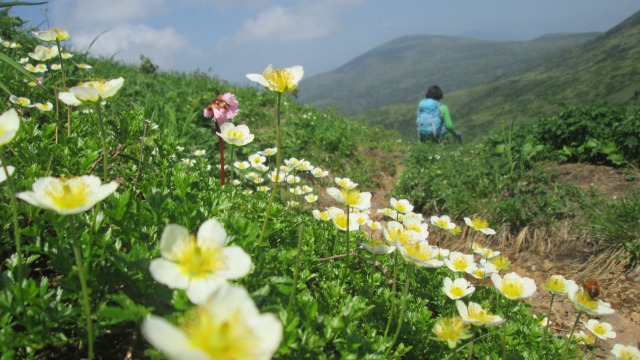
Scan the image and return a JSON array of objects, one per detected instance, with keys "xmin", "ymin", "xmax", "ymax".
[{"xmin": 10, "ymin": 0, "xmax": 640, "ymax": 84}]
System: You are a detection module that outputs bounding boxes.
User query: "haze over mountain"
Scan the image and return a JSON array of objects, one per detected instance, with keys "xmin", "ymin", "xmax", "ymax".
[{"xmin": 296, "ymin": 32, "xmax": 597, "ymax": 115}]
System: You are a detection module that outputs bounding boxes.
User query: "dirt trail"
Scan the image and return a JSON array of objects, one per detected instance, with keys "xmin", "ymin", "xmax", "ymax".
[{"xmin": 366, "ymin": 158, "xmax": 640, "ymax": 358}]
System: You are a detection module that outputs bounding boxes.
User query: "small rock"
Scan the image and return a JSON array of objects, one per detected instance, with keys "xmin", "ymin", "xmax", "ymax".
[
  {"xmin": 530, "ymin": 264, "xmax": 537, "ymax": 272},
  {"xmin": 542, "ymin": 261, "xmax": 553, "ymax": 271}
]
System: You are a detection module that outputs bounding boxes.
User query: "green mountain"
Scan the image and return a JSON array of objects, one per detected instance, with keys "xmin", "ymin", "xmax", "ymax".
[
  {"xmin": 296, "ymin": 32, "xmax": 598, "ymax": 115},
  {"xmin": 352, "ymin": 10, "xmax": 640, "ymax": 141}
]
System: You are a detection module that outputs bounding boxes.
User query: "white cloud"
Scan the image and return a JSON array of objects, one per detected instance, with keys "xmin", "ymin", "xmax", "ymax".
[
  {"xmin": 223, "ymin": 0, "xmax": 362, "ymax": 44},
  {"xmin": 71, "ymin": 24, "xmax": 201, "ymax": 71}
]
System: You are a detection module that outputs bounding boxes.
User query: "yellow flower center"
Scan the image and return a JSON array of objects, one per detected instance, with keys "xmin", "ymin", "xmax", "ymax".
[
  {"xmin": 395, "ymin": 202, "xmax": 407, "ymax": 212},
  {"xmin": 452, "ymin": 257, "xmax": 470, "ymax": 271},
  {"xmin": 491, "ymin": 256, "xmax": 511, "ymax": 271},
  {"xmin": 388, "ymin": 228, "xmax": 412, "ymax": 245},
  {"xmin": 592, "ymin": 323, "xmax": 607, "ymax": 336},
  {"xmin": 471, "ymin": 217, "xmax": 489, "ymax": 230},
  {"xmin": 333, "ymin": 213, "xmax": 349, "ymax": 230},
  {"xmin": 433, "ymin": 316, "xmax": 470, "ymax": 347},
  {"xmin": 576, "ymin": 289, "xmax": 598, "ymax": 311},
  {"xmin": 545, "ymin": 276, "xmax": 566, "ymax": 294},
  {"xmin": 449, "ymin": 286, "xmax": 465, "ymax": 298},
  {"xmin": 264, "ymin": 68, "xmax": 296, "ymax": 92},
  {"xmin": 406, "ymin": 223, "xmax": 421, "ymax": 232},
  {"xmin": 18, "ymin": 98, "xmax": 30, "ymax": 106},
  {"xmin": 436, "ymin": 219, "xmax": 449, "ymax": 228},
  {"xmin": 468, "ymin": 305, "xmax": 494, "ymax": 324},
  {"xmin": 45, "ymin": 179, "xmax": 90, "ymax": 210},
  {"xmin": 473, "ymin": 268, "xmax": 486, "ymax": 278},
  {"xmin": 404, "ymin": 243, "xmax": 436, "ymax": 261},
  {"xmin": 501, "ymin": 277, "xmax": 524, "ymax": 299},
  {"xmin": 0, "ymin": 124, "xmax": 5, "ymax": 137},
  {"xmin": 616, "ymin": 349, "xmax": 637, "ymax": 360},
  {"xmin": 183, "ymin": 307, "xmax": 259, "ymax": 359},
  {"xmin": 171, "ymin": 235, "xmax": 224, "ymax": 278},
  {"xmin": 341, "ymin": 189, "xmax": 361, "ymax": 207}
]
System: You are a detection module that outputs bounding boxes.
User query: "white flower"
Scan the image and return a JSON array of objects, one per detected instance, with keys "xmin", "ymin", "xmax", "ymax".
[
  {"xmin": 312, "ymin": 209, "xmax": 330, "ymax": 221},
  {"xmin": 382, "ymin": 221, "xmax": 421, "ymax": 246},
  {"xmin": 456, "ymin": 300, "xmax": 504, "ymax": 327},
  {"xmin": 304, "ymin": 194, "xmax": 318, "ymax": 203},
  {"xmin": 28, "ymin": 45, "xmax": 59, "ymax": 61},
  {"xmin": 403, "ymin": 217, "xmax": 429, "ymax": 241},
  {"xmin": 311, "ymin": 167, "xmax": 329, "ymax": 177},
  {"xmin": 34, "ymin": 102, "xmax": 54, "ymax": 111},
  {"xmin": 361, "ymin": 238, "xmax": 395, "ymax": 255},
  {"xmin": 396, "ymin": 241, "xmax": 444, "ymax": 268},
  {"xmin": 9, "ymin": 95, "xmax": 34, "ymax": 108},
  {"xmin": 142, "ymin": 282, "xmax": 282, "ymax": 360},
  {"xmin": 584, "ymin": 319, "xmax": 616, "ymax": 340},
  {"xmin": 444, "ymin": 252, "xmax": 475, "ymax": 273},
  {"xmin": 246, "ymin": 64, "xmax": 304, "ymax": 93},
  {"xmin": 443, "ymin": 277, "xmax": 475, "ymax": 300},
  {"xmin": 249, "ymin": 153, "xmax": 266, "ymax": 167},
  {"xmin": 566, "ymin": 280, "xmax": 615, "ymax": 316},
  {"xmin": 334, "ymin": 177, "xmax": 357, "ymax": 189},
  {"xmin": 431, "ymin": 215, "xmax": 456, "ymax": 230},
  {"xmin": 611, "ymin": 344, "xmax": 640, "ymax": 360},
  {"xmin": 193, "ymin": 149, "xmax": 206, "ymax": 156},
  {"xmin": 149, "ymin": 219, "xmax": 252, "ymax": 304},
  {"xmin": 464, "ymin": 216, "xmax": 496, "ymax": 235},
  {"xmin": 491, "ymin": 272, "xmax": 537, "ymax": 300},
  {"xmin": 17, "ymin": 175, "xmax": 118, "ymax": 215},
  {"xmin": 259, "ymin": 148, "xmax": 277, "ymax": 156},
  {"xmin": 59, "ymin": 77, "xmax": 125, "ymax": 105},
  {"xmin": 544, "ymin": 274, "xmax": 569, "ymax": 295},
  {"xmin": 0, "ymin": 109, "xmax": 21, "ymax": 146},
  {"xmin": 327, "ymin": 207, "xmax": 360, "ymax": 232},
  {"xmin": 326, "ymin": 187, "xmax": 371, "ymax": 210},
  {"xmin": 390, "ymin": 197, "xmax": 413, "ymax": 214},
  {"xmin": 217, "ymin": 122, "xmax": 254, "ymax": 146}
]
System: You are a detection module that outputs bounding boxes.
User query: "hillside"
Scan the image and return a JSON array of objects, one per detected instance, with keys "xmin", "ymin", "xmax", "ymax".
[
  {"xmin": 354, "ymin": 10, "xmax": 640, "ymax": 141},
  {"xmin": 296, "ymin": 33, "xmax": 597, "ymax": 115}
]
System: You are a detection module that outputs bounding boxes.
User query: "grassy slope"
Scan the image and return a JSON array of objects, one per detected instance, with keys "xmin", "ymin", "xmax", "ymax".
[
  {"xmin": 352, "ymin": 10, "xmax": 640, "ymax": 141},
  {"xmin": 297, "ymin": 33, "xmax": 597, "ymax": 115}
]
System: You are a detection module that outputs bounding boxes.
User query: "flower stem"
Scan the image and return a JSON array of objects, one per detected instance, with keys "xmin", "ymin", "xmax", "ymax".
[
  {"xmin": 541, "ymin": 293, "xmax": 556, "ymax": 352},
  {"xmin": 384, "ymin": 251, "xmax": 399, "ymax": 338},
  {"xmin": 69, "ymin": 216, "xmax": 94, "ymax": 360},
  {"xmin": 215, "ymin": 122, "xmax": 225, "ymax": 186},
  {"xmin": 258, "ymin": 93, "xmax": 282, "ymax": 245},
  {"xmin": 0, "ymin": 152, "xmax": 22, "ymax": 287},
  {"xmin": 94, "ymin": 103, "xmax": 108, "ymax": 181},
  {"xmin": 468, "ymin": 328, "xmax": 476, "ymax": 360},
  {"xmin": 340, "ymin": 206, "xmax": 351, "ymax": 284},
  {"xmin": 386, "ymin": 265, "xmax": 414, "ymax": 355},
  {"xmin": 502, "ymin": 299, "xmax": 511, "ymax": 360},
  {"xmin": 288, "ymin": 224, "xmax": 304, "ymax": 310},
  {"xmin": 561, "ymin": 311, "xmax": 582, "ymax": 360}
]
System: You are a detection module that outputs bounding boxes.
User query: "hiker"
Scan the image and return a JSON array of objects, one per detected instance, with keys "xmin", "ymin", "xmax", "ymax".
[{"xmin": 416, "ymin": 85, "xmax": 462, "ymax": 143}]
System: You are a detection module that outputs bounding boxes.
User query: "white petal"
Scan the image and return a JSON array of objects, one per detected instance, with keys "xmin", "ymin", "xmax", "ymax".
[
  {"xmin": 141, "ymin": 315, "xmax": 209, "ymax": 360},
  {"xmin": 197, "ymin": 218, "xmax": 227, "ymax": 247},
  {"xmin": 219, "ymin": 246, "xmax": 252, "ymax": 279},
  {"xmin": 160, "ymin": 224, "xmax": 190, "ymax": 258},
  {"xmin": 149, "ymin": 258, "xmax": 189, "ymax": 289},
  {"xmin": 186, "ymin": 277, "xmax": 225, "ymax": 304},
  {"xmin": 491, "ymin": 273, "xmax": 503, "ymax": 290},
  {"xmin": 246, "ymin": 73, "xmax": 269, "ymax": 87}
]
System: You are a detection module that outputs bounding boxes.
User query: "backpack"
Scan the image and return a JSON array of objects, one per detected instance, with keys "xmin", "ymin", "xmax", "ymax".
[{"xmin": 416, "ymin": 98, "xmax": 444, "ymax": 138}]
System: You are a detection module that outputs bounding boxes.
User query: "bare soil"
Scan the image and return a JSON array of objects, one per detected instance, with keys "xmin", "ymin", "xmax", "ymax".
[{"xmin": 360, "ymin": 155, "xmax": 640, "ymax": 359}]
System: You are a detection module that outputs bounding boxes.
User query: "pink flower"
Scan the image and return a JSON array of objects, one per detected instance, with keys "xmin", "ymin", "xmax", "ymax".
[{"xmin": 204, "ymin": 92, "xmax": 239, "ymax": 124}]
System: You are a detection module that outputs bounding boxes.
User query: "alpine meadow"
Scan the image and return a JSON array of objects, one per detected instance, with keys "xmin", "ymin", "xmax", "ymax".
[{"xmin": 1, "ymin": 3, "xmax": 640, "ymax": 360}]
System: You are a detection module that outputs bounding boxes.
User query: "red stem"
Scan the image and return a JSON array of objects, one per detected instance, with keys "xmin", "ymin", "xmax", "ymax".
[{"xmin": 216, "ymin": 122, "xmax": 225, "ymax": 186}]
